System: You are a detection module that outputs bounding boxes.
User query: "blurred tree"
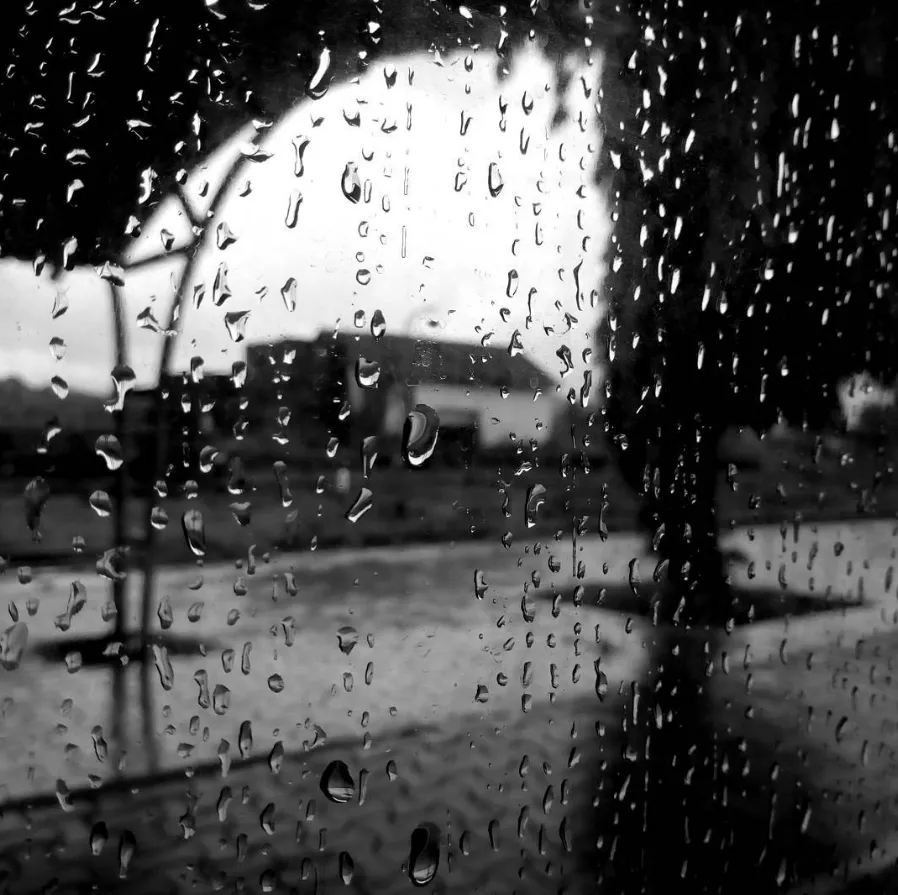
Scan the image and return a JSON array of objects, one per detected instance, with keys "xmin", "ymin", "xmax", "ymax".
[
  {"xmin": 0, "ymin": 1, "xmax": 232, "ymax": 268},
  {"xmin": 597, "ymin": 2, "xmax": 898, "ymax": 891}
]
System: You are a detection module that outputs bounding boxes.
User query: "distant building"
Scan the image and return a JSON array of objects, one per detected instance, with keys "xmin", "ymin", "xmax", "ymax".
[{"xmin": 246, "ymin": 331, "xmax": 563, "ymax": 454}]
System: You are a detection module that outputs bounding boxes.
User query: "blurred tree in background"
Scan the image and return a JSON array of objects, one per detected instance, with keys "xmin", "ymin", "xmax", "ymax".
[
  {"xmin": 595, "ymin": 4, "xmax": 898, "ymax": 891},
  {"xmin": 599, "ymin": 0, "xmax": 898, "ymax": 620}
]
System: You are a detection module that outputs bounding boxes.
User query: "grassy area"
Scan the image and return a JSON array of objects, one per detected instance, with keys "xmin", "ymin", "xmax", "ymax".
[
  {"xmin": 1, "ymin": 461, "xmax": 634, "ymax": 564},
  {"xmin": 2, "ymin": 429, "xmax": 896, "ymax": 567}
]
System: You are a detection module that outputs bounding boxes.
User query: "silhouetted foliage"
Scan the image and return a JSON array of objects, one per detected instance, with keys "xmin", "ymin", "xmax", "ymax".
[
  {"xmin": 0, "ymin": 1, "xmax": 233, "ymax": 267},
  {"xmin": 0, "ymin": 0, "xmax": 586, "ymax": 269},
  {"xmin": 599, "ymin": 0, "xmax": 898, "ymax": 615}
]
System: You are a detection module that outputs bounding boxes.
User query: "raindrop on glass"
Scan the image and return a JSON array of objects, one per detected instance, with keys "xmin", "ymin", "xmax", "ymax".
[
  {"xmin": 355, "ymin": 358, "xmax": 381, "ymax": 388},
  {"xmin": 345, "ymin": 488, "xmax": 374, "ymax": 523},
  {"xmin": 95, "ymin": 435, "xmax": 123, "ymax": 471},
  {"xmin": 488, "ymin": 162, "xmax": 504, "ymax": 197},
  {"xmin": 182, "ymin": 509, "xmax": 205, "ymax": 556},
  {"xmin": 89, "ymin": 490, "xmax": 112, "ymax": 517},
  {"xmin": 402, "ymin": 405, "xmax": 440, "ymax": 467},
  {"xmin": 525, "ymin": 484, "xmax": 546, "ymax": 528},
  {"xmin": 337, "ymin": 626, "xmax": 359, "ymax": 655},
  {"xmin": 320, "ymin": 760, "xmax": 356, "ymax": 803},
  {"xmin": 281, "ymin": 278, "xmax": 298, "ymax": 312},
  {"xmin": 371, "ymin": 309, "xmax": 387, "ymax": 339},
  {"xmin": 0, "ymin": 622, "xmax": 28, "ymax": 671}
]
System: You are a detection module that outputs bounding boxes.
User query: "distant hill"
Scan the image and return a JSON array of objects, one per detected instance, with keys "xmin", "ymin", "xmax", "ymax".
[{"xmin": 0, "ymin": 377, "xmax": 110, "ymax": 431}]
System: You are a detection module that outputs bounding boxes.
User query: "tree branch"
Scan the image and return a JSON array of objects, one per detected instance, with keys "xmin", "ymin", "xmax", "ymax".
[
  {"xmin": 120, "ymin": 245, "xmax": 190, "ymax": 274},
  {"xmin": 174, "ymin": 183, "xmax": 205, "ymax": 231},
  {"xmin": 136, "ymin": 134, "xmax": 263, "ymax": 654}
]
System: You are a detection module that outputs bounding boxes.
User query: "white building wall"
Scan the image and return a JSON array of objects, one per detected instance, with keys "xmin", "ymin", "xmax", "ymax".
[{"xmin": 411, "ymin": 383, "xmax": 562, "ymax": 449}]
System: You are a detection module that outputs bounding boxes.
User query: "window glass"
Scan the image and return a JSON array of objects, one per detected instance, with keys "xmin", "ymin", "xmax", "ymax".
[{"xmin": 1, "ymin": 3, "xmax": 897, "ymax": 894}]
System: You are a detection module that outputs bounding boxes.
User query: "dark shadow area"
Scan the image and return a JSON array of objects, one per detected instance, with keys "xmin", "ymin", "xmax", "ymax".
[
  {"xmin": 572, "ymin": 630, "xmax": 859, "ymax": 895},
  {"xmin": 543, "ymin": 582, "xmax": 866, "ymax": 627},
  {"xmin": 535, "ymin": 580, "xmax": 873, "ymax": 893},
  {"xmin": 30, "ymin": 633, "xmax": 222, "ymax": 667}
]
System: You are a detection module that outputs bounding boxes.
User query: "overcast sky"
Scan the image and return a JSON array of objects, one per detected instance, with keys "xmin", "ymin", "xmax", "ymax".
[{"xmin": 0, "ymin": 45, "xmax": 606, "ymax": 399}]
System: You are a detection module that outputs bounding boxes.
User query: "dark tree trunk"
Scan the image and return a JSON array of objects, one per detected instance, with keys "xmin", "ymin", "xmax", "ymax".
[
  {"xmin": 607, "ymin": 372, "xmax": 731, "ymax": 626},
  {"xmin": 600, "ymin": 627, "xmax": 721, "ymax": 892}
]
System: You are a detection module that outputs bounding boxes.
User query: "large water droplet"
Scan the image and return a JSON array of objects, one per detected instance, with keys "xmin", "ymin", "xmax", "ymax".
[
  {"xmin": 118, "ymin": 831, "xmax": 136, "ymax": 879},
  {"xmin": 361, "ymin": 437, "xmax": 378, "ymax": 478},
  {"xmin": 341, "ymin": 162, "xmax": 362, "ymax": 203},
  {"xmin": 292, "ymin": 134, "xmax": 310, "ymax": 177},
  {"xmin": 224, "ymin": 311, "xmax": 251, "ymax": 343},
  {"xmin": 402, "ymin": 405, "xmax": 440, "ymax": 467},
  {"xmin": 268, "ymin": 740, "xmax": 285, "ymax": 775},
  {"xmin": 23, "ymin": 477, "xmax": 50, "ymax": 539},
  {"xmin": 182, "ymin": 509, "xmax": 205, "ymax": 556},
  {"xmin": 474, "ymin": 569, "xmax": 489, "ymax": 600},
  {"xmin": 238, "ymin": 721, "xmax": 253, "ymax": 759},
  {"xmin": 525, "ymin": 484, "xmax": 546, "ymax": 528},
  {"xmin": 231, "ymin": 361, "xmax": 247, "ymax": 388},
  {"xmin": 194, "ymin": 669, "xmax": 210, "ymax": 709},
  {"xmin": 89, "ymin": 822, "xmax": 108, "ymax": 856},
  {"xmin": 506, "ymin": 270, "xmax": 519, "ymax": 298},
  {"xmin": 96, "ymin": 547, "xmax": 127, "ymax": 581},
  {"xmin": 355, "ymin": 357, "xmax": 380, "ymax": 388},
  {"xmin": 337, "ymin": 626, "xmax": 359, "ymax": 655},
  {"xmin": 339, "ymin": 851, "xmax": 355, "ymax": 885},
  {"xmin": 105, "ymin": 364, "xmax": 136, "ymax": 412},
  {"xmin": 371, "ymin": 309, "xmax": 387, "ymax": 339},
  {"xmin": 91, "ymin": 725, "xmax": 108, "ymax": 762},
  {"xmin": 51, "ymin": 291, "xmax": 69, "ymax": 319},
  {"xmin": 89, "ymin": 490, "xmax": 112, "ymax": 517},
  {"xmin": 408, "ymin": 823, "xmax": 440, "ymax": 887},
  {"xmin": 628, "ymin": 558, "xmax": 641, "ymax": 596},
  {"xmin": 152, "ymin": 644, "xmax": 174, "ymax": 691},
  {"xmin": 0, "ymin": 622, "xmax": 28, "ymax": 670},
  {"xmin": 488, "ymin": 162, "xmax": 504, "ymax": 197},
  {"xmin": 281, "ymin": 277, "xmax": 297, "ymax": 312},
  {"xmin": 345, "ymin": 488, "xmax": 374, "ymax": 523},
  {"xmin": 213, "ymin": 685, "xmax": 231, "ymax": 716},
  {"xmin": 321, "ymin": 760, "xmax": 356, "ymax": 803},
  {"xmin": 307, "ymin": 47, "xmax": 332, "ymax": 99},
  {"xmin": 595, "ymin": 659, "xmax": 608, "ymax": 701},
  {"xmin": 50, "ymin": 375, "xmax": 69, "ymax": 398},
  {"xmin": 285, "ymin": 189, "xmax": 303, "ymax": 228},
  {"xmin": 95, "ymin": 435, "xmax": 123, "ymax": 470},
  {"xmin": 273, "ymin": 461, "xmax": 293, "ymax": 507},
  {"xmin": 37, "ymin": 418, "xmax": 62, "ymax": 455},
  {"xmin": 187, "ymin": 601, "xmax": 204, "ymax": 623},
  {"xmin": 212, "ymin": 262, "xmax": 231, "ymax": 306}
]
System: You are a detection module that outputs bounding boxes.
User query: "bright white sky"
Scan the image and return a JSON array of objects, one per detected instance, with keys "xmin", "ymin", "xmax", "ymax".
[{"xmin": 0, "ymin": 46, "xmax": 606, "ymax": 399}]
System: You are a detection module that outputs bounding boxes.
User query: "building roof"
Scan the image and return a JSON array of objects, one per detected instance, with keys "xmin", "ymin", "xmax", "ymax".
[{"xmin": 286, "ymin": 331, "xmax": 555, "ymax": 392}]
